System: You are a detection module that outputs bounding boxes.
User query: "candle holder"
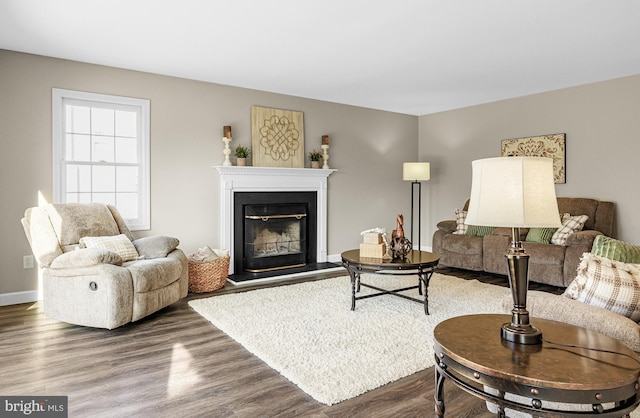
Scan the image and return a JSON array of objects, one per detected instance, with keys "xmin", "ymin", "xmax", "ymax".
[
  {"xmin": 222, "ymin": 137, "xmax": 232, "ymax": 166},
  {"xmin": 222, "ymin": 125, "xmax": 232, "ymax": 166},
  {"xmin": 321, "ymin": 144, "xmax": 330, "ymax": 169}
]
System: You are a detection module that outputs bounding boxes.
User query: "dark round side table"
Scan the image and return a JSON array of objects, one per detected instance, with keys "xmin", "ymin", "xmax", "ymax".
[{"xmin": 433, "ymin": 314, "xmax": 640, "ymax": 417}]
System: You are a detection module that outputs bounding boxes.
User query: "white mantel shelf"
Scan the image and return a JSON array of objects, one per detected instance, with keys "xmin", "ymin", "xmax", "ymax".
[
  {"xmin": 215, "ymin": 165, "xmax": 335, "ymax": 177},
  {"xmin": 214, "ymin": 165, "xmax": 336, "ymax": 274}
]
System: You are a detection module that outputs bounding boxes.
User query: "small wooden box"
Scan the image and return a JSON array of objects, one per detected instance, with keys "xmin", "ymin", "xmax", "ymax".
[
  {"xmin": 362, "ymin": 233, "xmax": 383, "ymax": 244},
  {"xmin": 359, "ymin": 243, "xmax": 386, "ymax": 258}
]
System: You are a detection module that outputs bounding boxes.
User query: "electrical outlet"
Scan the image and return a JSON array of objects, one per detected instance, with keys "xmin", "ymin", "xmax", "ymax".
[{"xmin": 23, "ymin": 255, "xmax": 34, "ymax": 269}]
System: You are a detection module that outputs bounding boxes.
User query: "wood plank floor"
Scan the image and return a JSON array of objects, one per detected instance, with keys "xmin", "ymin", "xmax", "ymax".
[{"xmin": 0, "ymin": 267, "xmax": 562, "ymax": 418}]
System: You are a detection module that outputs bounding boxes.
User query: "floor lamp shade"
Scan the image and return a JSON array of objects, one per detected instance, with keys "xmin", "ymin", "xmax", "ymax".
[
  {"xmin": 466, "ymin": 157, "xmax": 560, "ymax": 344},
  {"xmin": 403, "ymin": 162, "xmax": 431, "ymax": 181}
]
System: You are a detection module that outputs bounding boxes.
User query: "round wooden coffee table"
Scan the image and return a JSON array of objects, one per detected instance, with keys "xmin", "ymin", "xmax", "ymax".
[
  {"xmin": 433, "ymin": 314, "xmax": 640, "ymax": 417},
  {"xmin": 340, "ymin": 249, "xmax": 439, "ymax": 314}
]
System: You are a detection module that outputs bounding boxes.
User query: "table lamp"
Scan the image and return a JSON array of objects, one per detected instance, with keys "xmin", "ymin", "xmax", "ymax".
[
  {"xmin": 465, "ymin": 157, "xmax": 560, "ymax": 344},
  {"xmin": 402, "ymin": 162, "xmax": 431, "ymax": 251}
]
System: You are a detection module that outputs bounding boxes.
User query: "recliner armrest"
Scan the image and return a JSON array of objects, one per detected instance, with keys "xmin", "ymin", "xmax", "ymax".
[
  {"xmin": 565, "ymin": 230, "xmax": 601, "ymax": 247},
  {"xmin": 49, "ymin": 248, "xmax": 124, "ymax": 269},
  {"xmin": 436, "ymin": 220, "xmax": 456, "ymax": 234}
]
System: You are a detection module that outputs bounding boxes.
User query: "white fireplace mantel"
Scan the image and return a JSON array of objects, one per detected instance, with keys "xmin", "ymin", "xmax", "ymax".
[{"xmin": 215, "ymin": 166, "xmax": 336, "ymax": 274}]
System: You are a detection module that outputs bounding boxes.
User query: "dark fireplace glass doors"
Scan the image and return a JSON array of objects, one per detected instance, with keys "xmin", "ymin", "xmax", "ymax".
[
  {"xmin": 234, "ymin": 192, "xmax": 317, "ymax": 275},
  {"xmin": 244, "ymin": 203, "xmax": 306, "ymax": 272}
]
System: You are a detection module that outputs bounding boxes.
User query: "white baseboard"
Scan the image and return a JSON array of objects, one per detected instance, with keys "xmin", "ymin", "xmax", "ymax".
[{"xmin": 0, "ymin": 290, "xmax": 40, "ymax": 306}]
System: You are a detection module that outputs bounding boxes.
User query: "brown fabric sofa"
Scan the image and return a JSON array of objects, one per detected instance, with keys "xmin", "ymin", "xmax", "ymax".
[{"xmin": 432, "ymin": 197, "xmax": 615, "ymax": 288}]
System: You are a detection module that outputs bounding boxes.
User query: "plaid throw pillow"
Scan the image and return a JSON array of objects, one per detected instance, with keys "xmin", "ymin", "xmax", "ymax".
[
  {"xmin": 551, "ymin": 214, "xmax": 588, "ymax": 246},
  {"xmin": 453, "ymin": 209, "xmax": 467, "ymax": 235},
  {"xmin": 563, "ymin": 253, "xmax": 640, "ymax": 321},
  {"xmin": 80, "ymin": 234, "xmax": 140, "ymax": 262}
]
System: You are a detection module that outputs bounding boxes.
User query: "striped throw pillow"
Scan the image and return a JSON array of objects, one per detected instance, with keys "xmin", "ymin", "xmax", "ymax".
[
  {"xmin": 525, "ymin": 227, "xmax": 557, "ymax": 244},
  {"xmin": 591, "ymin": 235, "xmax": 640, "ymax": 264},
  {"xmin": 526, "ymin": 212, "xmax": 565, "ymax": 244},
  {"xmin": 465, "ymin": 225, "xmax": 496, "ymax": 237}
]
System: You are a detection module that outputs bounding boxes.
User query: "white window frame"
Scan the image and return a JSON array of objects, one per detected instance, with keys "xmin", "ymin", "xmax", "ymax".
[{"xmin": 52, "ymin": 88, "xmax": 150, "ymax": 230}]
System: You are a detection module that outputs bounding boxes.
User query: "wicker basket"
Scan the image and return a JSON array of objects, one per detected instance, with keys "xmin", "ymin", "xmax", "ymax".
[{"xmin": 188, "ymin": 255, "xmax": 230, "ymax": 293}]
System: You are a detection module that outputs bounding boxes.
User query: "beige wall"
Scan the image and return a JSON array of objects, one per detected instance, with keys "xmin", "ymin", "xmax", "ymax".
[
  {"xmin": 0, "ymin": 49, "xmax": 418, "ymax": 300},
  {"xmin": 419, "ymin": 74, "xmax": 640, "ymax": 245},
  {"xmin": 4, "ymin": 48, "xmax": 638, "ymax": 301}
]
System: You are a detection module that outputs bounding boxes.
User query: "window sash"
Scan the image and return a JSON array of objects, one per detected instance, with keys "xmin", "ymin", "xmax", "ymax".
[{"xmin": 52, "ymin": 89, "xmax": 150, "ymax": 230}]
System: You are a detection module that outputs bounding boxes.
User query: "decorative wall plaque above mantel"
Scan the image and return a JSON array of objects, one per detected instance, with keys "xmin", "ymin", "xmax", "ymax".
[{"xmin": 251, "ymin": 106, "xmax": 305, "ymax": 168}]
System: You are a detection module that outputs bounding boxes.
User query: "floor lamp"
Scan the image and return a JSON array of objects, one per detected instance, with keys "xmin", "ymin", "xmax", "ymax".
[
  {"xmin": 402, "ymin": 162, "xmax": 430, "ymax": 251},
  {"xmin": 465, "ymin": 157, "xmax": 560, "ymax": 345}
]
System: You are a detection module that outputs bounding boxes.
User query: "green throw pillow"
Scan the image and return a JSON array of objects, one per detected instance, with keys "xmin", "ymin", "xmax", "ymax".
[
  {"xmin": 591, "ymin": 235, "xmax": 640, "ymax": 264},
  {"xmin": 525, "ymin": 227, "xmax": 557, "ymax": 244},
  {"xmin": 465, "ymin": 225, "xmax": 496, "ymax": 237},
  {"xmin": 526, "ymin": 213, "xmax": 565, "ymax": 244}
]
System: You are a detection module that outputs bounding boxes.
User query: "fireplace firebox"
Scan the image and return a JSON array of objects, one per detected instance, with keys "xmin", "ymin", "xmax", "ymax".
[{"xmin": 234, "ymin": 192, "xmax": 317, "ymax": 276}]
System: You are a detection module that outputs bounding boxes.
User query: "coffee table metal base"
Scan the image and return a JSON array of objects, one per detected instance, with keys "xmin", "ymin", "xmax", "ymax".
[{"xmin": 349, "ymin": 270, "xmax": 432, "ymax": 314}]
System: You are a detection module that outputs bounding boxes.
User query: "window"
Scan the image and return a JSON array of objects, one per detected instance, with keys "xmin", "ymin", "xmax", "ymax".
[{"xmin": 52, "ymin": 89, "xmax": 150, "ymax": 230}]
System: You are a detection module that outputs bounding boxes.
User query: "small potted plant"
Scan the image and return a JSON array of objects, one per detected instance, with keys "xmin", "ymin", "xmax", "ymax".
[
  {"xmin": 235, "ymin": 146, "xmax": 251, "ymax": 166},
  {"xmin": 308, "ymin": 149, "xmax": 323, "ymax": 168}
]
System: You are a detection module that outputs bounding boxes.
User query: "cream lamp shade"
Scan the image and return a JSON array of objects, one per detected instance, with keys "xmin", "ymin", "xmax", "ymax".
[
  {"xmin": 465, "ymin": 157, "xmax": 561, "ymax": 228},
  {"xmin": 403, "ymin": 162, "xmax": 431, "ymax": 181}
]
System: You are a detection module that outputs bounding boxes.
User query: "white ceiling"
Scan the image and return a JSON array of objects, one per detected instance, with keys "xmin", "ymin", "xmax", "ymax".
[{"xmin": 2, "ymin": 0, "xmax": 640, "ymax": 116}]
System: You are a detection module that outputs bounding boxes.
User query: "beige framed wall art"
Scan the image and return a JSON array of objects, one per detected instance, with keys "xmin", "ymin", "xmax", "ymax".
[
  {"xmin": 501, "ymin": 133, "xmax": 566, "ymax": 183},
  {"xmin": 251, "ymin": 106, "xmax": 305, "ymax": 168}
]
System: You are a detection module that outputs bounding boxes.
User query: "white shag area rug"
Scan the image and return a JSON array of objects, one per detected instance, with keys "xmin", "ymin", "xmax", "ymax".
[{"xmin": 188, "ymin": 273, "xmax": 512, "ymax": 405}]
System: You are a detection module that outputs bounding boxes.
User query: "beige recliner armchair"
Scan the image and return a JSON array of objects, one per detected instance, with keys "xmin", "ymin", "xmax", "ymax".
[{"xmin": 22, "ymin": 203, "xmax": 188, "ymax": 329}]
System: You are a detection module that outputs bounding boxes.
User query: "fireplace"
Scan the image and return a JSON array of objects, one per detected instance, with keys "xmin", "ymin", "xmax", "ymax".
[
  {"xmin": 216, "ymin": 166, "xmax": 335, "ymax": 277},
  {"xmin": 234, "ymin": 191, "xmax": 317, "ymax": 274}
]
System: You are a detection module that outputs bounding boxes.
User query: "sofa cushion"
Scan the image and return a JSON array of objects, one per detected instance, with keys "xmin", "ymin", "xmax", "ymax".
[
  {"xmin": 126, "ymin": 257, "xmax": 184, "ymax": 292},
  {"xmin": 453, "ymin": 209, "xmax": 467, "ymax": 235},
  {"xmin": 591, "ymin": 235, "xmax": 640, "ymax": 264},
  {"xmin": 442, "ymin": 233, "xmax": 483, "ymax": 255},
  {"xmin": 80, "ymin": 234, "xmax": 140, "ymax": 262},
  {"xmin": 440, "ymin": 233, "xmax": 484, "ymax": 271},
  {"xmin": 551, "ymin": 214, "xmax": 588, "ymax": 246},
  {"xmin": 563, "ymin": 253, "xmax": 640, "ymax": 321},
  {"xmin": 133, "ymin": 236, "xmax": 180, "ymax": 259}
]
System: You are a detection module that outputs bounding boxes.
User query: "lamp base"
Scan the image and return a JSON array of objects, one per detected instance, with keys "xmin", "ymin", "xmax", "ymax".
[
  {"xmin": 502, "ymin": 229, "xmax": 542, "ymax": 345},
  {"xmin": 501, "ymin": 322, "xmax": 542, "ymax": 345}
]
